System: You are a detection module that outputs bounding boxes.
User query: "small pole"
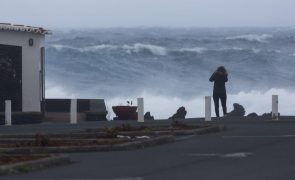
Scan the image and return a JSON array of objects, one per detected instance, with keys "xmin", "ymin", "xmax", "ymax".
[
  {"xmin": 5, "ymin": 100, "xmax": 12, "ymax": 126},
  {"xmin": 272, "ymin": 95, "xmax": 279, "ymax": 120},
  {"xmin": 137, "ymin": 98, "xmax": 144, "ymax": 122},
  {"xmin": 205, "ymin": 96, "xmax": 211, "ymax": 121},
  {"xmin": 70, "ymin": 99, "xmax": 77, "ymax": 124}
]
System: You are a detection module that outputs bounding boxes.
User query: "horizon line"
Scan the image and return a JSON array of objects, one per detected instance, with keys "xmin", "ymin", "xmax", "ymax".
[{"xmin": 48, "ymin": 25, "xmax": 295, "ymax": 30}]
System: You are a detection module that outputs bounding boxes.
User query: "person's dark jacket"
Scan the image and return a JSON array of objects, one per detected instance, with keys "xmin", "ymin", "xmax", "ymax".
[{"xmin": 209, "ymin": 71, "xmax": 228, "ymax": 94}]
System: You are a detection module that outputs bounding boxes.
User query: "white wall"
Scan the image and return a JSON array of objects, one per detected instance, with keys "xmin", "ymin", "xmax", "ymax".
[{"xmin": 0, "ymin": 30, "xmax": 45, "ymax": 112}]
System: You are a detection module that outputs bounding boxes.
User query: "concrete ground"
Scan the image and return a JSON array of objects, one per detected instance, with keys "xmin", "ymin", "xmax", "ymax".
[{"xmin": 1, "ymin": 117, "xmax": 295, "ymax": 180}]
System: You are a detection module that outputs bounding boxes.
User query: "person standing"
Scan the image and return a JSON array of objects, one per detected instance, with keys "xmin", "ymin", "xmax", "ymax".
[{"xmin": 209, "ymin": 66, "xmax": 228, "ymax": 117}]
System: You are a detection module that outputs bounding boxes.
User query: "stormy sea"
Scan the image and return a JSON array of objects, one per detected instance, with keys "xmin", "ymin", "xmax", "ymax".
[{"xmin": 45, "ymin": 27, "xmax": 295, "ymax": 119}]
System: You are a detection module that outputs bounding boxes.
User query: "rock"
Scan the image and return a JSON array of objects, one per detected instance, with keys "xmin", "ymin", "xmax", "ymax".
[
  {"xmin": 144, "ymin": 112, "xmax": 154, "ymax": 121},
  {"xmin": 262, "ymin": 112, "xmax": 271, "ymax": 118},
  {"xmin": 262, "ymin": 112, "xmax": 280, "ymax": 118},
  {"xmin": 262, "ymin": 112, "xmax": 269, "ymax": 115},
  {"xmin": 227, "ymin": 103, "xmax": 245, "ymax": 117},
  {"xmin": 169, "ymin": 106, "xmax": 187, "ymax": 120},
  {"xmin": 247, "ymin": 112, "xmax": 258, "ymax": 117}
]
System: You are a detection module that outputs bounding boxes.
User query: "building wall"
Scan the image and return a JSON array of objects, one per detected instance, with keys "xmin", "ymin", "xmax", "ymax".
[{"xmin": 0, "ymin": 30, "xmax": 45, "ymax": 112}]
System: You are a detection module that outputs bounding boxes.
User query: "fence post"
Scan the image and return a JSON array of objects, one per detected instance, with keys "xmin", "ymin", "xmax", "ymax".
[
  {"xmin": 70, "ymin": 99, "xmax": 77, "ymax": 124},
  {"xmin": 205, "ymin": 96, "xmax": 211, "ymax": 121},
  {"xmin": 272, "ymin": 95, "xmax": 279, "ymax": 120},
  {"xmin": 5, "ymin": 100, "xmax": 12, "ymax": 126},
  {"xmin": 137, "ymin": 98, "xmax": 144, "ymax": 122}
]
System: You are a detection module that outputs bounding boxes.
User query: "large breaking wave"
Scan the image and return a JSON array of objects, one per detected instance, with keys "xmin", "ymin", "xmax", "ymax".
[
  {"xmin": 45, "ymin": 27, "xmax": 295, "ymax": 119},
  {"xmin": 49, "ymin": 43, "xmax": 283, "ymax": 56},
  {"xmin": 51, "ymin": 43, "xmax": 168, "ymax": 56}
]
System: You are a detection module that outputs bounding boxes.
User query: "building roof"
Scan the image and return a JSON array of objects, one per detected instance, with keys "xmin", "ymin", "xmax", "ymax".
[{"xmin": 0, "ymin": 23, "xmax": 51, "ymax": 35}]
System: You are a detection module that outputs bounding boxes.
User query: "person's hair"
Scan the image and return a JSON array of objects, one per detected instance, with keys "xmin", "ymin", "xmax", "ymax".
[{"xmin": 216, "ymin": 66, "xmax": 227, "ymax": 74}]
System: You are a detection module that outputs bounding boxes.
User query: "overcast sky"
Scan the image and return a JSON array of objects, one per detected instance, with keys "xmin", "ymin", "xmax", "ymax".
[{"xmin": 1, "ymin": 0, "xmax": 295, "ymax": 28}]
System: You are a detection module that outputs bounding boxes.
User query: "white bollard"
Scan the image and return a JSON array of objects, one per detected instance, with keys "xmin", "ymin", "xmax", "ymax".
[
  {"xmin": 5, "ymin": 100, "xmax": 12, "ymax": 126},
  {"xmin": 137, "ymin": 98, "xmax": 144, "ymax": 122},
  {"xmin": 70, "ymin": 99, "xmax": 77, "ymax": 124},
  {"xmin": 272, "ymin": 95, "xmax": 279, "ymax": 120},
  {"xmin": 205, "ymin": 96, "xmax": 211, "ymax": 121}
]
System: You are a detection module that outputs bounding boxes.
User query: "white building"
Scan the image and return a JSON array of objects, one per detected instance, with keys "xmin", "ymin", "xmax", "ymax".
[{"xmin": 0, "ymin": 23, "xmax": 51, "ymax": 112}]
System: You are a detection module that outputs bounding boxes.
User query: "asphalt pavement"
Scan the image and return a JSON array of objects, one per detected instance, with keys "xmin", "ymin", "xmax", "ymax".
[{"xmin": 1, "ymin": 117, "xmax": 295, "ymax": 180}]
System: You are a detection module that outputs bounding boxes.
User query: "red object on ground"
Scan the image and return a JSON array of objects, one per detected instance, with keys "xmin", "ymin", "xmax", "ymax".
[{"xmin": 112, "ymin": 106, "xmax": 138, "ymax": 120}]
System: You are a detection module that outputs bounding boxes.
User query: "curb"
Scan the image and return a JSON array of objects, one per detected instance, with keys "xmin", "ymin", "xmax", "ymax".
[
  {"xmin": 0, "ymin": 125, "xmax": 224, "ymax": 139},
  {"xmin": 0, "ymin": 154, "xmax": 70, "ymax": 175},
  {"xmin": 0, "ymin": 125, "xmax": 224, "ymax": 154},
  {"xmin": 115, "ymin": 125, "xmax": 224, "ymax": 136},
  {"xmin": 0, "ymin": 136, "xmax": 175, "ymax": 154}
]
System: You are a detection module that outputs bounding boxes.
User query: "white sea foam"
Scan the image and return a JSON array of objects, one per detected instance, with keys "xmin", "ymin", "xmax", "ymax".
[
  {"xmin": 178, "ymin": 47, "xmax": 207, "ymax": 54},
  {"xmin": 46, "ymin": 80, "xmax": 77, "ymax": 98},
  {"xmin": 252, "ymin": 48, "xmax": 261, "ymax": 54},
  {"xmin": 106, "ymin": 88, "xmax": 295, "ymax": 119},
  {"xmin": 179, "ymin": 47, "xmax": 262, "ymax": 54},
  {"xmin": 216, "ymin": 47, "xmax": 263, "ymax": 54},
  {"xmin": 123, "ymin": 43, "xmax": 167, "ymax": 56},
  {"xmin": 217, "ymin": 47, "xmax": 244, "ymax": 52},
  {"xmin": 50, "ymin": 44, "xmax": 77, "ymax": 51},
  {"xmin": 81, "ymin": 44, "xmax": 118, "ymax": 52},
  {"xmin": 50, "ymin": 44, "xmax": 118, "ymax": 52},
  {"xmin": 45, "ymin": 82, "xmax": 295, "ymax": 119},
  {"xmin": 226, "ymin": 34, "xmax": 273, "ymax": 43},
  {"xmin": 50, "ymin": 43, "xmax": 167, "ymax": 56},
  {"xmin": 49, "ymin": 44, "xmax": 267, "ymax": 56},
  {"xmin": 219, "ymin": 48, "xmax": 280, "ymax": 54}
]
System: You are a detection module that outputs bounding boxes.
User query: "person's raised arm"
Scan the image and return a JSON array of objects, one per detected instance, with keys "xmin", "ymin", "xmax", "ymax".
[{"xmin": 209, "ymin": 72, "xmax": 216, "ymax": 82}]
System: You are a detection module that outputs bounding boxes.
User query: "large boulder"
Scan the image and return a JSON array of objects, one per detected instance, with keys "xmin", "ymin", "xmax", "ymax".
[
  {"xmin": 247, "ymin": 112, "xmax": 258, "ymax": 117},
  {"xmin": 169, "ymin": 106, "xmax": 187, "ymax": 120},
  {"xmin": 227, "ymin": 103, "xmax": 245, "ymax": 117},
  {"xmin": 262, "ymin": 112, "xmax": 280, "ymax": 118},
  {"xmin": 144, "ymin": 112, "xmax": 154, "ymax": 121}
]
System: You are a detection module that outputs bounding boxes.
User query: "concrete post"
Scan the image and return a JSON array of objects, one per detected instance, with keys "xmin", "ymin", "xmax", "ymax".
[
  {"xmin": 137, "ymin": 98, "xmax": 144, "ymax": 122},
  {"xmin": 205, "ymin": 96, "xmax": 211, "ymax": 121},
  {"xmin": 5, "ymin": 100, "xmax": 12, "ymax": 126},
  {"xmin": 70, "ymin": 99, "xmax": 77, "ymax": 124},
  {"xmin": 272, "ymin": 95, "xmax": 279, "ymax": 120}
]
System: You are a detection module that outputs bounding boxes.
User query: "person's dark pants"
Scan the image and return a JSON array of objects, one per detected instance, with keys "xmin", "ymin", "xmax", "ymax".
[{"xmin": 213, "ymin": 93, "xmax": 227, "ymax": 117}]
